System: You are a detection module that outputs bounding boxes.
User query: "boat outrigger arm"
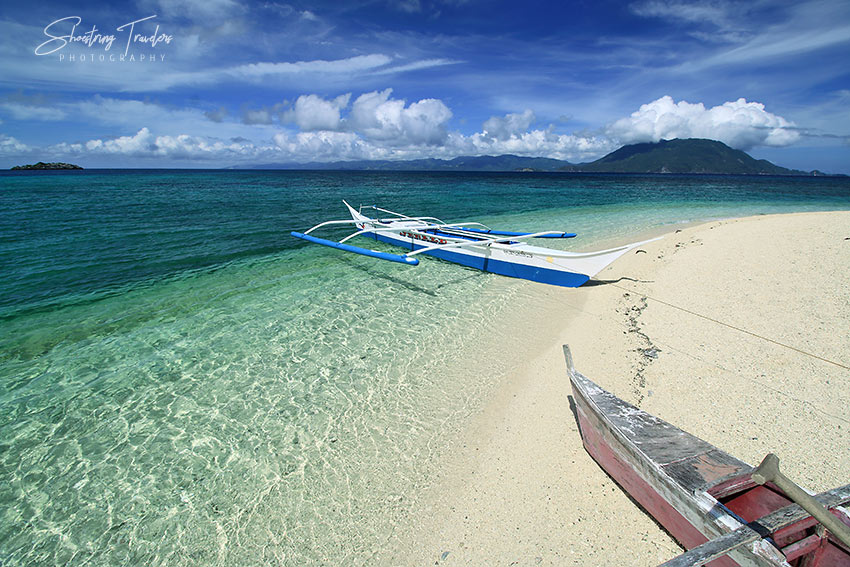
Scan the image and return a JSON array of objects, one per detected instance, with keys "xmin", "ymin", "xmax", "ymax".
[
  {"xmin": 291, "ymin": 201, "xmax": 660, "ymax": 288},
  {"xmin": 291, "ymin": 227, "xmax": 422, "ymax": 265}
]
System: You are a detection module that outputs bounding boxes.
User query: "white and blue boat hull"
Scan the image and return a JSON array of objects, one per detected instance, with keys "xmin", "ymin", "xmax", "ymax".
[
  {"xmin": 290, "ymin": 201, "xmax": 659, "ymax": 288},
  {"xmin": 365, "ymin": 229, "xmax": 592, "ymax": 287}
]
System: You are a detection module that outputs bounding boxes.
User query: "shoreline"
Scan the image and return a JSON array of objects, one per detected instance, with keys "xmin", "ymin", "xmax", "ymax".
[{"xmin": 380, "ymin": 210, "xmax": 850, "ymax": 566}]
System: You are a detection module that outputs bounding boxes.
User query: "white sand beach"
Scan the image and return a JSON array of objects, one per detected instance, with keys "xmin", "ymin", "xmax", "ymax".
[{"xmin": 381, "ymin": 210, "xmax": 850, "ymax": 566}]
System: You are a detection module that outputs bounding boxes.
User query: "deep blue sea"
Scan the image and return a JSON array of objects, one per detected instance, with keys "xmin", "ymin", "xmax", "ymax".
[{"xmin": 1, "ymin": 170, "xmax": 848, "ymax": 565}]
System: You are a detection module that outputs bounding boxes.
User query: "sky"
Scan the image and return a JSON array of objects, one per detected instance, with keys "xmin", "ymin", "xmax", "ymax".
[{"xmin": 1, "ymin": 0, "xmax": 849, "ymax": 172}]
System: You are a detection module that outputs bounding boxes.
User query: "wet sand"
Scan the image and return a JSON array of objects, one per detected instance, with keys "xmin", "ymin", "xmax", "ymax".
[{"xmin": 380, "ymin": 211, "xmax": 850, "ymax": 566}]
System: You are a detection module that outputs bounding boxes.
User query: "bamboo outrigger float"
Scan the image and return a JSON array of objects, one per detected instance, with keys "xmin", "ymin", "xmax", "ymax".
[
  {"xmin": 564, "ymin": 345, "xmax": 850, "ymax": 566},
  {"xmin": 291, "ymin": 201, "xmax": 659, "ymax": 288}
]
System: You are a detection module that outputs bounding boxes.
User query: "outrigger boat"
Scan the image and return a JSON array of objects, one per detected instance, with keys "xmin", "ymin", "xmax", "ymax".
[
  {"xmin": 291, "ymin": 201, "xmax": 658, "ymax": 287},
  {"xmin": 564, "ymin": 345, "xmax": 850, "ymax": 566}
]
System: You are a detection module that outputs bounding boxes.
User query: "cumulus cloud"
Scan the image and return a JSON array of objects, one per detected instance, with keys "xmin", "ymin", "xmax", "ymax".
[
  {"xmin": 65, "ymin": 128, "xmax": 272, "ymax": 161},
  {"xmin": 348, "ymin": 89, "xmax": 452, "ymax": 145},
  {"xmin": 482, "ymin": 110, "xmax": 536, "ymax": 140},
  {"xmin": 84, "ymin": 128, "xmax": 156, "ymax": 155},
  {"xmin": 0, "ymin": 133, "xmax": 32, "ymax": 154},
  {"xmin": 274, "ymin": 131, "xmax": 369, "ymax": 160},
  {"xmin": 152, "ymin": 133, "xmax": 263, "ymax": 158},
  {"xmin": 397, "ymin": 99, "xmax": 453, "ymax": 145},
  {"xmin": 289, "ymin": 94, "xmax": 351, "ymax": 131},
  {"xmin": 457, "ymin": 129, "xmax": 613, "ymax": 162},
  {"xmin": 606, "ymin": 96, "xmax": 799, "ymax": 150}
]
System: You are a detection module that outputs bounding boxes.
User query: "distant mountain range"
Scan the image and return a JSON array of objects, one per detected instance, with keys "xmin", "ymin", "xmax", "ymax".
[
  {"xmin": 242, "ymin": 154, "xmax": 570, "ymax": 172},
  {"xmin": 238, "ymin": 138, "xmax": 836, "ymax": 176}
]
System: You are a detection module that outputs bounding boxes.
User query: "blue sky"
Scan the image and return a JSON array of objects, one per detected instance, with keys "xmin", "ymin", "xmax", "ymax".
[{"xmin": 1, "ymin": 0, "xmax": 849, "ymax": 172}]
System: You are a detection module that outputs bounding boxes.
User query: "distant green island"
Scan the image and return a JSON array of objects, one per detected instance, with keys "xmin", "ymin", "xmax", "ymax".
[
  {"xmin": 237, "ymin": 138, "xmax": 838, "ymax": 176},
  {"xmin": 11, "ymin": 162, "xmax": 83, "ymax": 170},
  {"xmin": 567, "ymin": 138, "xmax": 806, "ymax": 175}
]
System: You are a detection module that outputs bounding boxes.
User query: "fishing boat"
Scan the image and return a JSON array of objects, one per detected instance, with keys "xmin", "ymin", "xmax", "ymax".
[
  {"xmin": 291, "ymin": 201, "xmax": 658, "ymax": 288},
  {"xmin": 564, "ymin": 345, "xmax": 850, "ymax": 567}
]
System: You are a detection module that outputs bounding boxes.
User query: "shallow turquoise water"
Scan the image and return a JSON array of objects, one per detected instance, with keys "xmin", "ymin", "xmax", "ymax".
[{"xmin": 1, "ymin": 170, "xmax": 848, "ymax": 565}]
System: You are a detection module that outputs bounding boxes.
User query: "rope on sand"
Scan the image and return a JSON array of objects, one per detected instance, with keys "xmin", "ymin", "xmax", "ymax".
[{"xmin": 612, "ymin": 283, "xmax": 850, "ymax": 372}]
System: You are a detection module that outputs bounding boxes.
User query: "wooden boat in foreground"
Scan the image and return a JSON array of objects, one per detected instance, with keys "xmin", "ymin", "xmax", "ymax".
[
  {"xmin": 291, "ymin": 201, "xmax": 659, "ymax": 288},
  {"xmin": 564, "ymin": 345, "xmax": 850, "ymax": 566}
]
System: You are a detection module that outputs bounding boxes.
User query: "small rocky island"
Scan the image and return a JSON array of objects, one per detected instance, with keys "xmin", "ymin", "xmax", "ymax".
[{"xmin": 11, "ymin": 162, "xmax": 83, "ymax": 170}]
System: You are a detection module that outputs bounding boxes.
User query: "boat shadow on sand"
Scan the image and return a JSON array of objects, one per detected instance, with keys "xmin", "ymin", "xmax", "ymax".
[
  {"xmin": 582, "ymin": 276, "xmax": 652, "ymax": 287},
  {"xmin": 565, "ymin": 393, "xmax": 676, "ymax": 543}
]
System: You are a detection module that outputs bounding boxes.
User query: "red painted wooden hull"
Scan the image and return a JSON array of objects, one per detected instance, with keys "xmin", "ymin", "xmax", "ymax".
[{"xmin": 575, "ymin": 399, "xmax": 742, "ymax": 567}]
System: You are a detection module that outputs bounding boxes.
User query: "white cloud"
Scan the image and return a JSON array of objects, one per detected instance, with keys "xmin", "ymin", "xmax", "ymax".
[
  {"xmin": 229, "ymin": 55, "xmax": 393, "ymax": 79},
  {"xmin": 290, "ymin": 94, "xmax": 351, "ymax": 131},
  {"xmin": 373, "ymin": 58, "xmax": 462, "ymax": 75},
  {"xmin": 717, "ymin": 23, "xmax": 850, "ymax": 63},
  {"xmin": 457, "ymin": 129, "xmax": 614, "ymax": 162},
  {"xmin": 348, "ymin": 89, "xmax": 452, "ymax": 145},
  {"xmin": 652, "ymin": 0, "xmax": 850, "ymax": 69},
  {"xmin": 631, "ymin": 0, "xmax": 734, "ymax": 27},
  {"xmin": 72, "ymin": 97, "xmax": 206, "ymax": 130},
  {"xmin": 153, "ymin": 133, "xmax": 262, "ymax": 158},
  {"xmin": 177, "ymin": 55, "xmax": 456, "ymax": 90},
  {"xmin": 630, "ymin": 0, "xmax": 748, "ymax": 42},
  {"xmin": 274, "ymin": 131, "xmax": 369, "ymax": 160},
  {"xmin": 0, "ymin": 133, "xmax": 32, "ymax": 154},
  {"xmin": 398, "ymin": 99, "xmax": 453, "ymax": 145},
  {"xmin": 0, "ymin": 102, "xmax": 66, "ymax": 121},
  {"xmin": 71, "ymin": 128, "xmax": 272, "ymax": 161},
  {"xmin": 482, "ymin": 110, "xmax": 535, "ymax": 140},
  {"xmin": 347, "ymin": 89, "xmax": 397, "ymax": 137},
  {"xmin": 606, "ymin": 96, "xmax": 799, "ymax": 150},
  {"xmin": 84, "ymin": 127, "xmax": 155, "ymax": 155}
]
